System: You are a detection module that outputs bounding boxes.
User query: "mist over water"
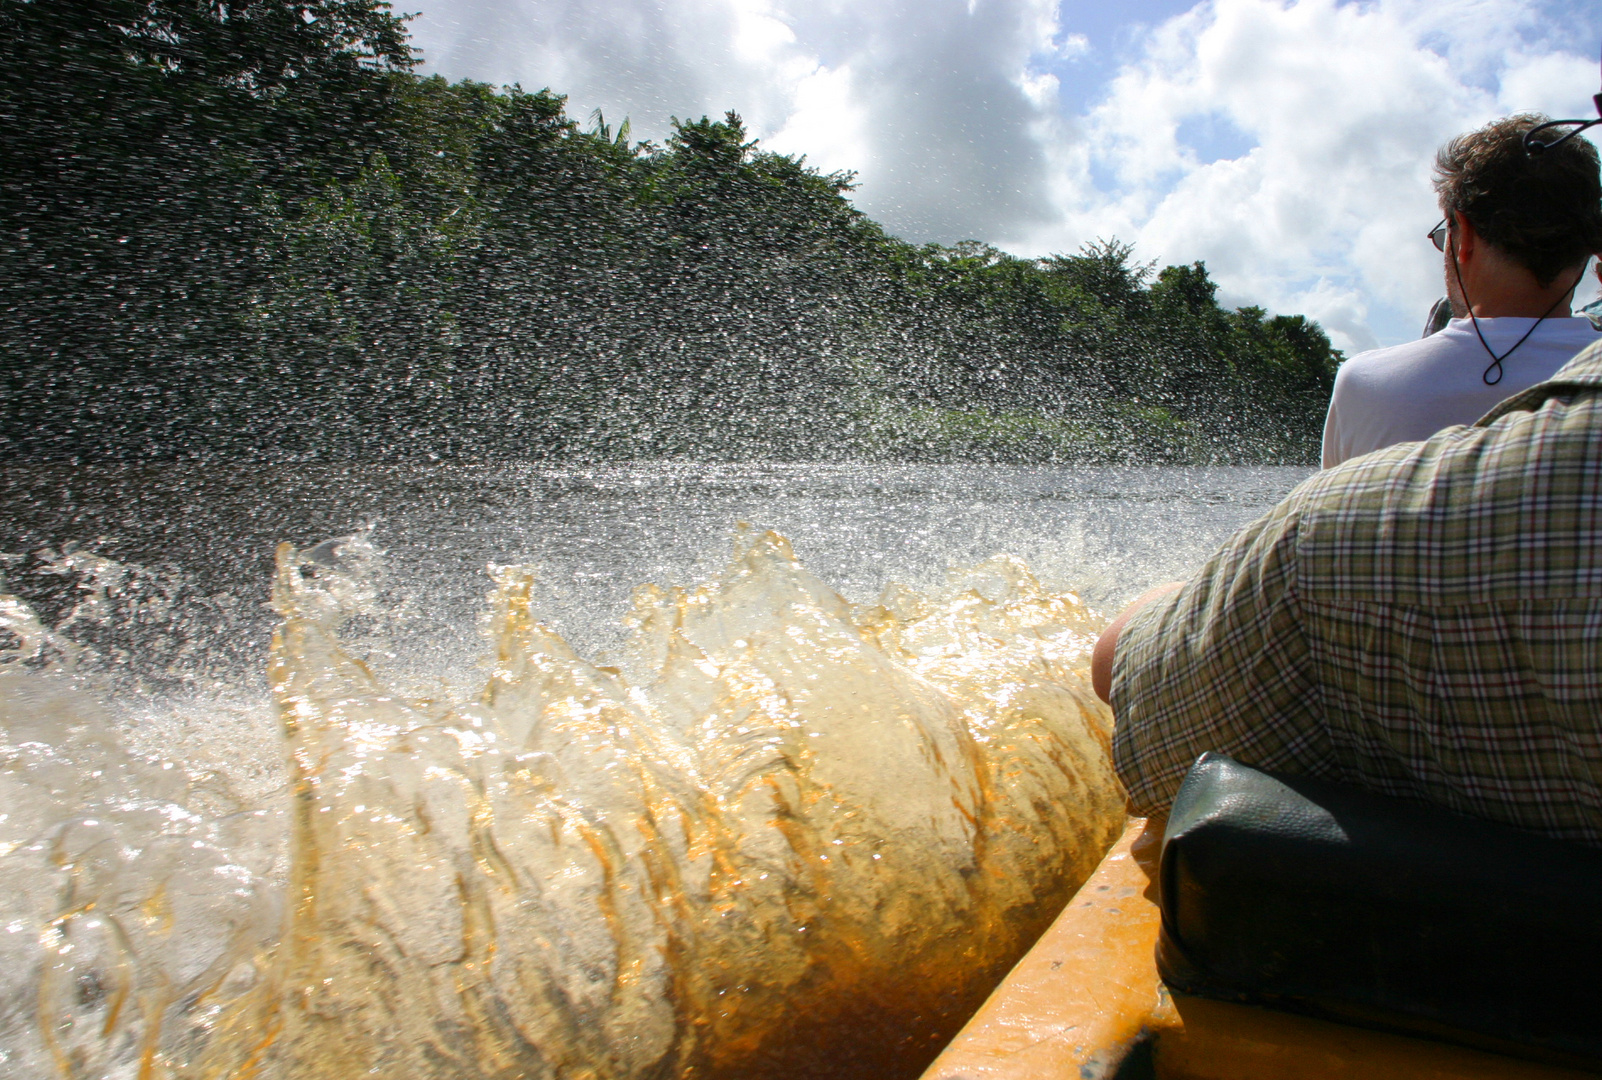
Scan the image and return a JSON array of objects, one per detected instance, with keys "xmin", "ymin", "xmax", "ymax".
[{"xmin": 0, "ymin": 462, "xmax": 1310, "ymax": 1078}]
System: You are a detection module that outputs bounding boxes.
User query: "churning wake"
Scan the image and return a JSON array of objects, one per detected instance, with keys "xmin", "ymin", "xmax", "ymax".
[{"xmin": 0, "ymin": 526, "xmax": 1125, "ymax": 1079}]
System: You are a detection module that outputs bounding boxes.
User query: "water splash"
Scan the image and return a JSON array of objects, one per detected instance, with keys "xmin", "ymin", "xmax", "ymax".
[
  {"xmin": 0, "ymin": 611, "xmax": 284, "ymax": 1080},
  {"xmin": 0, "ymin": 527, "xmax": 1124, "ymax": 1079}
]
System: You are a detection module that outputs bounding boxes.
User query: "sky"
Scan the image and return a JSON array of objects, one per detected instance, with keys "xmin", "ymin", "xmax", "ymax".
[{"xmin": 404, "ymin": 0, "xmax": 1602, "ymax": 351}]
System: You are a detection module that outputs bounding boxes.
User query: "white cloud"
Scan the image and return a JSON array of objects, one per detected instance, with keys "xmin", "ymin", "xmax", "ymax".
[
  {"xmin": 409, "ymin": 0, "xmax": 1071, "ymax": 239},
  {"xmin": 766, "ymin": 0, "xmax": 1070, "ymax": 239},
  {"xmin": 1497, "ymin": 49, "xmax": 1602, "ymax": 117},
  {"xmin": 764, "ymin": 64, "xmax": 870, "ymax": 179},
  {"xmin": 1058, "ymin": 32, "xmax": 1090, "ymax": 59},
  {"xmin": 406, "ymin": 0, "xmax": 1602, "ymax": 349},
  {"xmin": 407, "ymin": 0, "xmax": 816, "ymax": 139}
]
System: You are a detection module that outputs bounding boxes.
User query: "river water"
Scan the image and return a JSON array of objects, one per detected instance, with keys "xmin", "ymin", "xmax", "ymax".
[{"xmin": 0, "ymin": 462, "xmax": 1311, "ymax": 1080}]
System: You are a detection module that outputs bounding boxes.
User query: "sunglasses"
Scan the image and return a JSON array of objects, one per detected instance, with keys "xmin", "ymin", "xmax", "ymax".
[{"xmin": 1428, "ymin": 219, "xmax": 1450, "ymax": 252}]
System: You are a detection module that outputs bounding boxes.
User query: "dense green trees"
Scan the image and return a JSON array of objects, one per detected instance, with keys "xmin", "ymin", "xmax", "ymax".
[{"xmin": 0, "ymin": 0, "xmax": 1341, "ymax": 464}]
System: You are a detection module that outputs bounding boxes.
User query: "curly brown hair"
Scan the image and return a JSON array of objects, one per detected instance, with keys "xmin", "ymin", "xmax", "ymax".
[{"xmin": 1433, "ymin": 114, "xmax": 1602, "ymax": 287}]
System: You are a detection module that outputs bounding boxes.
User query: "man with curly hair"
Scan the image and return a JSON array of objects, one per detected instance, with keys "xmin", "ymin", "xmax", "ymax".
[{"xmin": 1321, "ymin": 114, "xmax": 1602, "ymax": 468}]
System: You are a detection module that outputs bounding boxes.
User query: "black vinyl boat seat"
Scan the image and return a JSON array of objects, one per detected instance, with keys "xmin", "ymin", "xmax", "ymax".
[{"xmin": 1157, "ymin": 754, "xmax": 1602, "ymax": 1069}]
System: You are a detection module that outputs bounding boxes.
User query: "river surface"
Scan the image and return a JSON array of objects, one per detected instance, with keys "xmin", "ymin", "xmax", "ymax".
[
  {"xmin": 0, "ymin": 463, "xmax": 1312, "ymax": 674},
  {"xmin": 0, "ymin": 462, "xmax": 1311, "ymax": 1080}
]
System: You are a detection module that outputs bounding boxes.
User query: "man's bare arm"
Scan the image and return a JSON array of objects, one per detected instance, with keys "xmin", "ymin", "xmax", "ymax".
[{"xmin": 1092, "ymin": 582, "xmax": 1184, "ymax": 704}]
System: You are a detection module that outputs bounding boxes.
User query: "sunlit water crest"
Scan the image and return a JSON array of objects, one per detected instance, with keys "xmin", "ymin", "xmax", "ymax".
[{"xmin": 0, "ymin": 463, "xmax": 1311, "ymax": 1079}]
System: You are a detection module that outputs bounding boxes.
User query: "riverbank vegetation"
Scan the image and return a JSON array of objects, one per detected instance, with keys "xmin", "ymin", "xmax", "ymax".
[{"xmin": 1, "ymin": 0, "xmax": 1342, "ymax": 465}]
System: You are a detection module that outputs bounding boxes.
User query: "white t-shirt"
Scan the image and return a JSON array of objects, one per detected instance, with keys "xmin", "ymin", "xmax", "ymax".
[{"xmin": 1321, "ymin": 317, "xmax": 1602, "ymax": 468}]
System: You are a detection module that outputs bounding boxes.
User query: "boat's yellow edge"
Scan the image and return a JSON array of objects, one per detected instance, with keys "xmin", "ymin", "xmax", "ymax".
[{"xmin": 919, "ymin": 816, "xmax": 1166, "ymax": 1080}]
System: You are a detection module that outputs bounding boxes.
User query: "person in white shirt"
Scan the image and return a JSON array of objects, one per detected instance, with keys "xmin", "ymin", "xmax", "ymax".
[
  {"xmin": 1585, "ymin": 262, "xmax": 1602, "ymax": 329},
  {"xmin": 1322, "ymin": 114, "xmax": 1602, "ymax": 469}
]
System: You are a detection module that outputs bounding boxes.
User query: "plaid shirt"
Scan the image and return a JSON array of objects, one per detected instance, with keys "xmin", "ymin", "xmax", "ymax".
[{"xmin": 1111, "ymin": 339, "xmax": 1602, "ymax": 846}]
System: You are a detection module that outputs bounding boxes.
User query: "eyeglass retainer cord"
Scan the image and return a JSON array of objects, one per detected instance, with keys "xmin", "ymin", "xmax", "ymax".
[
  {"xmin": 1446, "ymin": 229, "xmax": 1586, "ymax": 385},
  {"xmin": 1523, "ymin": 44, "xmax": 1602, "ymax": 156},
  {"xmin": 1523, "ymin": 107, "xmax": 1602, "ymax": 156}
]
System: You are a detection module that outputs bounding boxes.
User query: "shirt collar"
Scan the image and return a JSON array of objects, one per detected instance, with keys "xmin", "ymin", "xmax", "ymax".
[{"xmin": 1476, "ymin": 339, "xmax": 1602, "ymax": 426}]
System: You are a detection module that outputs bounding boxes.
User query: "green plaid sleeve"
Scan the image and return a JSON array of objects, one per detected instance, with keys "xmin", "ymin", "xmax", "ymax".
[
  {"xmin": 1109, "ymin": 488, "xmax": 1335, "ymax": 813},
  {"xmin": 1108, "ymin": 342, "xmax": 1602, "ymax": 837}
]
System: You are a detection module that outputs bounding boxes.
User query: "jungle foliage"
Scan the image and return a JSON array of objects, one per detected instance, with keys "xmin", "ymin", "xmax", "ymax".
[{"xmin": 0, "ymin": 0, "xmax": 1342, "ymax": 464}]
